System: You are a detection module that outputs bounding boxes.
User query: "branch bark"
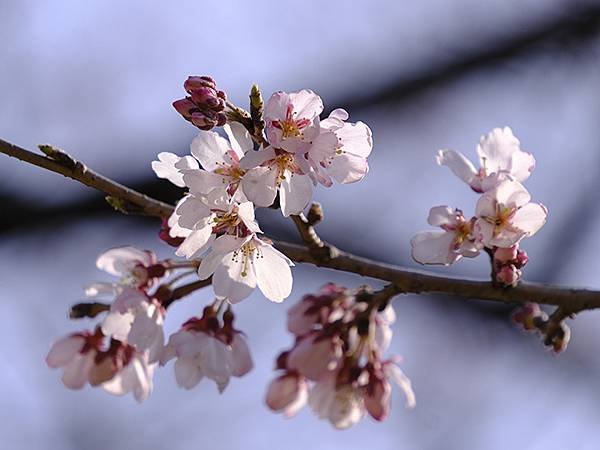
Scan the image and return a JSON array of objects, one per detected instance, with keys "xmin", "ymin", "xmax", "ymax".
[{"xmin": 3, "ymin": 138, "xmax": 600, "ymax": 311}]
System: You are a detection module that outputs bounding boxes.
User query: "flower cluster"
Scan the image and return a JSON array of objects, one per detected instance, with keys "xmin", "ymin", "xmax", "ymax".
[
  {"xmin": 46, "ymin": 246, "xmax": 253, "ymax": 401},
  {"xmin": 265, "ymin": 284, "xmax": 414, "ymax": 429},
  {"xmin": 411, "ymin": 127, "xmax": 547, "ymax": 287},
  {"xmin": 154, "ymin": 80, "xmax": 373, "ymax": 304}
]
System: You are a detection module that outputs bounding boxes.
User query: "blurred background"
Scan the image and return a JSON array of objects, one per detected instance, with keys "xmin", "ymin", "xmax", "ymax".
[{"xmin": 2, "ymin": 0, "xmax": 600, "ymax": 448}]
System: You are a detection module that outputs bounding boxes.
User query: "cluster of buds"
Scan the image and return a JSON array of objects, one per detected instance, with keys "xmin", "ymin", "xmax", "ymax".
[
  {"xmin": 490, "ymin": 244, "xmax": 529, "ymax": 287},
  {"xmin": 47, "ymin": 245, "xmax": 255, "ymax": 401},
  {"xmin": 512, "ymin": 303, "xmax": 571, "ymax": 353},
  {"xmin": 173, "ymin": 76, "xmax": 227, "ymax": 130},
  {"xmin": 411, "ymin": 127, "xmax": 547, "ymax": 290},
  {"xmin": 265, "ymin": 284, "xmax": 414, "ymax": 429}
]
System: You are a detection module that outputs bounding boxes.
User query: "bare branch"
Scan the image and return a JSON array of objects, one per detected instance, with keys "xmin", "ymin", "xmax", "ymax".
[{"xmin": 0, "ymin": 139, "xmax": 173, "ymax": 218}]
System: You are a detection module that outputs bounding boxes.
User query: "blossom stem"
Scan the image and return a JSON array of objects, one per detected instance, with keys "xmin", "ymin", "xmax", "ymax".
[{"xmin": 3, "ymin": 138, "xmax": 600, "ymax": 312}]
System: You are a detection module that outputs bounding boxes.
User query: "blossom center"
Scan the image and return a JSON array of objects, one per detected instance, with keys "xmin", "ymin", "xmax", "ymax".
[{"xmin": 272, "ymin": 105, "xmax": 310, "ymax": 139}]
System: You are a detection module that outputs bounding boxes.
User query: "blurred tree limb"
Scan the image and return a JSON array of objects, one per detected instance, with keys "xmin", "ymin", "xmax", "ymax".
[
  {"xmin": 2, "ymin": 138, "xmax": 600, "ymax": 314},
  {"xmin": 1, "ymin": 4, "xmax": 600, "ymax": 233}
]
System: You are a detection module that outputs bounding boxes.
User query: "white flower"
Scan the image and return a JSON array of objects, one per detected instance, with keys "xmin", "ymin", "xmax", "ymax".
[
  {"xmin": 264, "ymin": 90, "xmax": 323, "ymax": 154},
  {"xmin": 197, "ymin": 234, "xmax": 294, "ymax": 303},
  {"xmin": 182, "ymin": 123, "xmax": 253, "ymax": 198},
  {"xmin": 436, "ymin": 127, "xmax": 535, "ymax": 192},
  {"xmin": 160, "ymin": 325, "xmax": 253, "ymax": 393},
  {"xmin": 308, "ymin": 108, "xmax": 372, "ymax": 186},
  {"xmin": 240, "ymin": 146, "xmax": 315, "ymax": 216},
  {"xmin": 411, "ymin": 206, "xmax": 481, "ymax": 265},
  {"xmin": 474, "ymin": 179, "xmax": 547, "ymax": 248},
  {"xmin": 102, "ymin": 350, "xmax": 155, "ymax": 403},
  {"xmin": 101, "ymin": 287, "xmax": 165, "ymax": 363},
  {"xmin": 174, "ymin": 189, "xmax": 260, "ymax": 259}
]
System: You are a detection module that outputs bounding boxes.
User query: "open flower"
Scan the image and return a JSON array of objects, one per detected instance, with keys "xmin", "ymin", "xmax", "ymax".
[
  {"xmin": 94, "ymin": 246, "xmax": 166, "ymax": 290},
  {"xmin": 436, "ymin": 127, "xmax": 535, "ymax": 192},
  {"xmin": 101, "ymin": 287, "xmax": 165, "ymax": 362},
  {"xmin": 173, "ymin": 189, "xmax": 260, "ymax": 259},
  {"xmin": 308, "ymin": 371, "xmax": 365, "ymax": 429},
  {"xmin": 152, "ymin": 123, "xmax": 252, "ymax": 199},
  {"xmin": 197, "ymin": 234, "xmax": 293, "ymax": 303},
  {"xmin": 160, "ymin": 312, "xmax": 253, "ymax": 393},
  {"xmin": 308, "ymin": 108, "xmax": 373, "ymax": 186},
  {"xmin": 101, "ymin": 345, "xmax": 155, "ymax": 403},
  {"xmin": 240, "ymin": 146, "xmax": 315, "ymax": 216},
  {"xmin": 411, "ymin": 206, "xmax": 481, "ymax": 265},
  {"xmin": 265, "ymin": 90, "xmax": 323, "ymax": 154},
  {"xmin": 474, "ymin": 180, "xmax": 547, "ymax": 248}
]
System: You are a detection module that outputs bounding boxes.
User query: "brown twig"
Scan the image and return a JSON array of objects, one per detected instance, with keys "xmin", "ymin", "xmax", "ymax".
[
  {"xmin": 0, "ymin": 139, "xmax": 173, "ymax": 218},
  {"xmin": 3, "ymin": 138, "xmax": 600, "ymax": 311}
]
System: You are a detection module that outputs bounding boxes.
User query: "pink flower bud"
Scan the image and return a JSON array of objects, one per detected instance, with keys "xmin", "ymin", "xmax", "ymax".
[
  {"xmin": 496, "ymin": 264, "xmax": 521, "ymax": 287},
  {"xmin": 287, "ymin": 299, "xmax": 318, "ymax": 336},
  {"xmin": 494, "ymin": 245, "xmax": 518, "ymax": 264},
  {"xmin": 265, "ymin": 372, "xmax": 308, "ymax": 417},
  {"xmin": 515, "ymin": 249, "xmax": 529, "ymax": 268},
  {"xmin": 172, "ymin": 98, "xmax": 196, "ymax": 119}
]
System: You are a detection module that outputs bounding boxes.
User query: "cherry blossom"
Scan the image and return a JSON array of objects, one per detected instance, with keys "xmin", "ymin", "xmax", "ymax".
[
  {"xmin": 46, "ymin": 330, "xmax": 155, "ymax": 402},
  {"xmin": 308, "ymin": 371, "xmax": 365, "ymax": 429},
  {"xmin": 151, "ymin": 152, "xmax": 199, "ymax": 188},
  {"xmin": 474, "ymin": 180, "xmax": 547, "ymax": 248},
  {"xmin": 264, "ymin": 89, "xmax": 323, "ymax": 154},
  {"xmin": 436, "ymin": 127, "xmax": 535, "ymax": 193},
  {"xmin": 152, "ymin": 123, "xmax": 252, "ymax": 199},
  {"xmin": 173, "ymin": 189, "xmax": 260, "ymax": 259},
  {"xmin": 308, "ymin": 108, "xmax": 373, "ymax": 186},
  {"xmin": 240, "ymin": 146, "xmax": 315, "ymax": 216},
  {"xmin": 46, "ymin": 330, "xmax": 104, "ymax": 389},
  {"xmin": 197, "ymin": 234, "xmax": 293, "ymax": 303},
  {"xmin": 160, "ymin": 310, "xmax": 253, "ymax": 392},
  {"xmin": 411, "ymin": 206, "xmax": 481, "ymax": 265},
  {"xmin": 101, "ymin": 287, "xmax": 165, "ymax": 362},
  {"xmin": 94, "ymin": 246, "xmax": 166, "ymax": 290}
]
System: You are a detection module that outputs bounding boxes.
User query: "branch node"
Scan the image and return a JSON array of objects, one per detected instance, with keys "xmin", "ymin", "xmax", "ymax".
[{"xmin": 38, "ymin": 144, "xmax": 77, "ymax": 170}]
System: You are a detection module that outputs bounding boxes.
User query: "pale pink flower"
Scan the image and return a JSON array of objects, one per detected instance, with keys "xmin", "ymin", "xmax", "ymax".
[
  {"xmin": 101, "ymin": 287, "xmax": 165, "ymax": 362},
  {"xmin": 364, "ymin": 360, "xmax": 416, "ymax": 421},
  {"xmin": 94, "ymin": 246, "xmax": 165, "ymax": 290},
  {"xmin": 411, "ymin": 206, "xmax": 481, "ymax": 265},
  {"xmin": 308, "ymin": 108, "xmax": 372, "ymax": 186},
  {"xmin": 160, "ymin": 323, "xmax": 253, "ymax": 392},
  {"xmin": 475, "ymin": 180, "xmax": 547, "ymax": 248},
  {"xmin": 197, "ymin": 234, "xmax": 294, "ymax": 303},
  {"xmin": 152, "ymin": 123, "xmax": 252, "ymax": 198},
  {"xmin": 264, "ymin": 90, "xmax": 323, "ymax": 153},
  {"xmin": 437, "ymin": 127, "xmax": 535, "ymax": 192},
  {"xmin": 240, "ymin": 146, "xmax": 314, "ymax": 216},
  {"xmin": 173, "ymin": 189, "xmax": 260, "ymax": 259},
  {"xmin": 266, "ymin": 372, "xmax": 308, "ymax": 417},
  {"xmin": 46, "ymin": 331, "xmax": 103, "ymax": 390}
]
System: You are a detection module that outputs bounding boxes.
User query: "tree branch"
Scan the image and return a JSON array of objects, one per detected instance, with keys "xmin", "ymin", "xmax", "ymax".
[
  {"xmin": 0, "ymin": 139, "xmax": 173, "ymax": 218},
  {"xmin": 3, "ymin": 138, "xmax": 600, "ymax": 311}
]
